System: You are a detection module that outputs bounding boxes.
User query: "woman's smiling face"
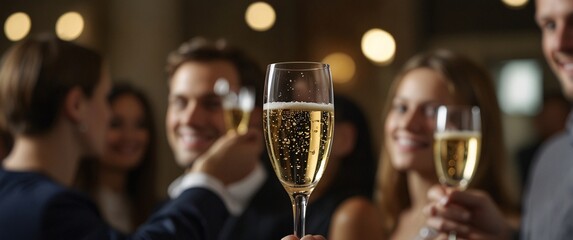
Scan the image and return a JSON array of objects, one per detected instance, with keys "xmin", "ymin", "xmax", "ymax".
[{"xmin": 385, "ymin": 67, "xmax": 454, "ymax": 176}]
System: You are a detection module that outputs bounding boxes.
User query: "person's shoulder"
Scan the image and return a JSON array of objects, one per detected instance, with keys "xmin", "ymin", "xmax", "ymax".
[
  {"xmin": 335, "ymin": 196, "xmax": 377, "ymax": 217},
  {"xmin": 540, "ymin": 131, "xmax": 570, "ymax": 151},
  {"xmin": 329, "ymin": 196, "xmax": 383, "ymax": 239},
  {"xmin": 534, "ymin": 131, "xmax": 573, "ymax": 164},
  {"xmin": 0, "ymin": 170, "xmax": 68, "ymax": 200}
]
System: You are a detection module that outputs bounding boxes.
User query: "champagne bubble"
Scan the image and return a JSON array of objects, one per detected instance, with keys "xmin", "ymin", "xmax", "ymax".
[{"xmin": 448, "ymin": 168, "xmax": 455, "ymax": 176}]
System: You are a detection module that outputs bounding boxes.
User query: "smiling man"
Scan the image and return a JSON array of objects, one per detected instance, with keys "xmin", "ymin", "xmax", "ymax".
[
  {"xmin": 519, "ymin": 0, "xmax": 573, "ymax": 238},
  {"xmin": 164, "ymin": 37, "xmax": 267, "ymax": 223}
]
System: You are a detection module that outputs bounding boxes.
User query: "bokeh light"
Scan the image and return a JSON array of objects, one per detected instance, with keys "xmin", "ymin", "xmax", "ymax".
[
  {"xmin": 4, "ymin": 12, "xmax": 31, "ymax": 41},
  {"xmin": 361, "ymin": 28, "xmax": 396, "ymax": 65},
  {"xmin": 502, "ymin": 0, "xmax": 528, "ymax": 9},
  {"xmin": 245, "ymin": 2, "xmax": 276, "ymax": 31},
  {"xmin": 322, "ymin": 52, "xmax": 356, "ymax": 84},
  {"xmin": 56, "ymin": 12, "xmax": 84, "ymax": 41}
]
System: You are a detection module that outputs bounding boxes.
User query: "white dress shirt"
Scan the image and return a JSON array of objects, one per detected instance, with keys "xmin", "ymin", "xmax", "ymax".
[{"xmin": 168, "ymin": 162, "xmax": 266, "ymax": 216}]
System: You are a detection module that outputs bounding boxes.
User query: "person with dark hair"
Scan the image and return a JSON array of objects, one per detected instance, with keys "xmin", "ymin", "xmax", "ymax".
[
  {"xmin": 164, "ymin": 36, "xmax": 265, "ymax": 215},
  {"xmin": 308, "ymin": 94, "xmax": 378, "ymax": 235},
  {"xmin": 329, "ymin": 49, "xmax": 519, "ymax": 240},
  {"xmin": 75, "ymin": 82, "xmax": 159, "ymax": 233},
  {"xmin": 0, "ymin": 34, "xmax": 261, "ymax": 240}
]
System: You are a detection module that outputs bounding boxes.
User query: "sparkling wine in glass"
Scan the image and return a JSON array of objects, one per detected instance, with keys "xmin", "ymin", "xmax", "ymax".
[
  {"xmin": 433, "ymin": 105, "xmax": 481, "ymax": 239},
  {"xmin": 214, "ymin": 78, "xmax": 255, "ymax": 134},
  {"xmin": 263, "ymin": 62, "xmax": 334, "ymax": 238}
]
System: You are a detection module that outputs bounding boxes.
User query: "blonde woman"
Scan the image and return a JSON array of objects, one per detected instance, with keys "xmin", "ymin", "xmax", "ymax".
[{"xmin": 329, "ymin": 49, "xmax": 519, "ymax": 240}]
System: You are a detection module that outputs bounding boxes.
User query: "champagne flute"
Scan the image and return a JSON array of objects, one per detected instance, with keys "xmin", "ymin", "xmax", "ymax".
[
  {"xmin": 214, "ymin": 78, "xmax": 255, "ymax": 134},
  {"xmin": 433, "ymin": 105, "xmax": 481, "ymax": 240},
  {"xmin": 263, "ymin": 62, "xmax": 334, "ymax": 238}
]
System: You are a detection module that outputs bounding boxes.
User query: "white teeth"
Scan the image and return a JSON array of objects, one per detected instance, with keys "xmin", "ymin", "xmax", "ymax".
[
  {"xmin": 564, "ymin": 63, "xmax": 573, "ymax": 71},
  {"xmin": 181, "ymin": 135, "xmax": 196, "ymax": 144},
  {"xmin": 397, "ymin": 138, "xmax": 419, "ymax": 147}
]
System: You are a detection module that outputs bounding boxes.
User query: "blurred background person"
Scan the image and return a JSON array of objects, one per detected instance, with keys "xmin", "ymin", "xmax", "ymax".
[
  {"xmin": 309, "ymin": 94, "xmax": 378, "ymax": 235},
  {"xmin": 328, "ymin": 49, "xmax": 520, "ymax": 240},
  {"xmin": 76, "ymin": 82, "xmax": 159, "ymax": 233},
  {"xmin": 163, "ymin": 37, "xmax": 268, "ymax": 237}
]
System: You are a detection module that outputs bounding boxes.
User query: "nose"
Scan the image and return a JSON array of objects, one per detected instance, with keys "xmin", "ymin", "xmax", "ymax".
[
  {"xmin": 402, "ymin": 109, "xmax": 425, "ymax": 132},
  {"xmin": 555, "ymin": 23, "xmax": 573, "ymax": 52},
  {"xmin": 181, "ymin": 101, "xmax": 205, "ymax": 128}
]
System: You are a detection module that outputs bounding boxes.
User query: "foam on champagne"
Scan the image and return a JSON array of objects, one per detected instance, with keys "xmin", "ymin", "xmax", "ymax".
[
  {"xmin": 434, "ymin": 131, "xmax": 481, "ymax": 139},
  {"xmin": 264, "ymin": 102, "xmax": 334, "ymax": 112}
]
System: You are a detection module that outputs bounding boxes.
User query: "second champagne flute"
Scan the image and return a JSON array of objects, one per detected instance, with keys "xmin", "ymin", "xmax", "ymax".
[
  {"xmin": 434, "ymin": 105, "xmax": 481, "ymax": 240},
  {"xmin": 223, "ymin": 87, "xmax": 255, "ymax": 134},
  {"xmin": 263, "ymin": 62, "xmax": 334, "ymax": 238}
]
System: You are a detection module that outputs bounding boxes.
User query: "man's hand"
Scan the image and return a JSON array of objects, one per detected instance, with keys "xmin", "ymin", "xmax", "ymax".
[{"xmin": 190, "ymin": 128, "xmax": 263, "ymax": 186}]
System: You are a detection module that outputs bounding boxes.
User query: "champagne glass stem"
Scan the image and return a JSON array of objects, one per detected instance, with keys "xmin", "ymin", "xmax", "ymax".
[{"xmin": 291, "ymin": 193, "xmax": 309, "ymax": 238}]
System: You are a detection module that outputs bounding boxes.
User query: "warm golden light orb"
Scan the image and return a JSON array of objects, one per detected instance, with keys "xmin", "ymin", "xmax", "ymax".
[
  {"xmin": 56, "ymin": 12, "xmax": 84, "ymax": 41},
  {"xmin": 322, "ymin": 52, "xmax": 356, "ymax": 83},
  {"xmin": 361, "ymin": 28, "xmax": 396, "ymax": 65},
  {"xmin": 502, "ymin": 0, "xmax": 528, "ymax": 9},
  {"xmin": 245, "ymin": 2, "xmax": 276, "ymax": 31},
  {"xmin": 4, "ymin": 12, "xmax": 31, "ymax": 41}
]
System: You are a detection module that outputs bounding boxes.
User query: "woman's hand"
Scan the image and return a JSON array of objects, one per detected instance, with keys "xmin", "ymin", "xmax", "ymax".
[{"xmin": 423, "ymin": 185, "xmax": 513, "ymax": 240}]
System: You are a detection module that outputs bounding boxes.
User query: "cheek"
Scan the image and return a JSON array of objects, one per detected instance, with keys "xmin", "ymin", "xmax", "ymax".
[
  {"xmin": 384, "ymin": 114, "xmax": 397, "ymax": 136},
  {"xmin": 138, "ymin": 131, "xmax": 150, "ymax": 146},
  {"xmin": 166, "ymin": 110, "xmax": 178, "ymax": 129},
  {"xmin": 542, "ymin": 37, "xmax": 554, "ymax": 58},
  {"xmin": 213, "ymin": 111, "xmax": 228, "ymax": 131}
]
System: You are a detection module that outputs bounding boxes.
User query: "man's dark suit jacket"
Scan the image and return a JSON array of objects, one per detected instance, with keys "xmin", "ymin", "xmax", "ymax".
[
  {"xmin": 218, "ymin": 162, "xmax": 349, "ymax": 240},
  {"xmin": 0, "ymin": 168, "xmax": 228, "ymax": 240}
]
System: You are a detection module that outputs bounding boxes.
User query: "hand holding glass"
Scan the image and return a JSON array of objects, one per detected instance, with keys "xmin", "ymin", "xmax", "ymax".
[
  {"xmin": 263, "ymin": 62, "xmax": 334, "ymax": 238},
  {"xmin": 433, "ymin": 105, "xmax": 481, "ymax": 240}
]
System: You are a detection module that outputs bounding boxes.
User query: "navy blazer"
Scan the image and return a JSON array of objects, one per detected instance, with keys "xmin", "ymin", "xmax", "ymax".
[
  {"xmin": 218, "ymin": 161, "xmax": 349, "ymax": 240},
  {"xmin": 0, "ymin": 169, "xmax": 228, "ymax": 240}
]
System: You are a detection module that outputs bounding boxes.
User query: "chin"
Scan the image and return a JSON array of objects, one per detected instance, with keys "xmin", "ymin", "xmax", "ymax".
[
  {"xmin": 561, "ymin": 81, "xmax": 573, "ymax": 100},
  {"xmin": 390, "ymin": 159, "xmax": 415, "ymax": 171},
  {"xmin": 174, "ymin": 152, "xmax": 199, "ymax": 168}
]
